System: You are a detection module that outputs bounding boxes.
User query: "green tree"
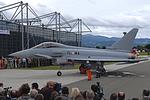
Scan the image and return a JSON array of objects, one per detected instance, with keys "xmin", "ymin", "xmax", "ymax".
[
  {"xmin": 144, "ymin": 44, "xmax": 150, "ymax": 55},
  {"xmin": 102, "ymin": 46, "xmax": 106, "ymax": 49},
  {"xmin": 96, "ymin": 46, "xmax": 101, "ymax": 49},
  {"xmin": 136, "ymin": 45, "xmax": 144, "ymax": 50}
]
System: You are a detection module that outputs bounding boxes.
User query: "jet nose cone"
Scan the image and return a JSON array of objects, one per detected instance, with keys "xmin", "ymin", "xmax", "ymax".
[
  {"xmin": 8, "ymin": 52, "xmax": 18, "ymax": 57},
  {"xmin": 8, "ymin": 49, "xmax": 31, "ymax": 58},
  {"xmin": 8, "ymin": 50, "xmax": 25, "ymax": 58}
]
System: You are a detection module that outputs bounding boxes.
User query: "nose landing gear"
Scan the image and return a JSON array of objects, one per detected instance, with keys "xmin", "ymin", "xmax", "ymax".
[{"xmin": 57, "ymin": 71, "xmax": 62, "ymax": 76}]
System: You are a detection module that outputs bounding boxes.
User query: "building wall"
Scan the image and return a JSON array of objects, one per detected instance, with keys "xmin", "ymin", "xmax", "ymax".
[
  {"xmin": 0, "ymin": 31, "xmax": 22, "ymax": 56},
  {"xmin": 0, "ymin": 20, "xmax": 81, "ymax": 57}
]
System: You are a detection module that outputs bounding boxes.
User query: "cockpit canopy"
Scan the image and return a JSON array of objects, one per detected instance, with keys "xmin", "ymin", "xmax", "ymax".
[{"xmin": 32, "ymin": 42, "xmax": 67, "ymax": 49}]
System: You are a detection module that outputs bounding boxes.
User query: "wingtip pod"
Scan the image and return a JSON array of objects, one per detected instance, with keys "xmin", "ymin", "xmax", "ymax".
[{"xmin": 110, "ymin": 28, "xmax": 139, "ymax": 52}]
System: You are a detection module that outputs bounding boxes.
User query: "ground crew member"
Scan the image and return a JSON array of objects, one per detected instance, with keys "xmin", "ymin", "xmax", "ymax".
[{"xmin": 87, "ymin": 69, "xmax": 92, "ymax": 81}]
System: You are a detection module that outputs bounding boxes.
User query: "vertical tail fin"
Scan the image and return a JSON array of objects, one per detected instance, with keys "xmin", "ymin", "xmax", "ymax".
[{"xmin": 110, "ymin": 28, "xmax": 139, "ymax": 52}]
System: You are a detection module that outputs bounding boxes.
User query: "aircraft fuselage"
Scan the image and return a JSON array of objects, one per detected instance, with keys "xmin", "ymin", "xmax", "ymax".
[{"xmin": 9, "ymin": 46, "xmax": 134, "ymax": 61}]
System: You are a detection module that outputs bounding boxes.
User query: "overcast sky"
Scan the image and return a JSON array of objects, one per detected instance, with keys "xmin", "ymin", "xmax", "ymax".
[{"xmin": 1, "ymin": 0, "xmax": 150, "ymax": 38}]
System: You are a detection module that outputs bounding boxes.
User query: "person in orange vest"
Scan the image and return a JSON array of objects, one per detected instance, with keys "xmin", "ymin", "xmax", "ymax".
[
  {"xmin": 87, "ymin": 69, "xmax": 92, "ymax": 81},
  {"xmin": 86, "ymin": 61, "xmax": 92, "ymax": 81}
]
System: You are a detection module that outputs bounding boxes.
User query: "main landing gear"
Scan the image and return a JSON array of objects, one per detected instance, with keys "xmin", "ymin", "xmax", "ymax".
[
  {"xmin": 96, "ymin": 62, "xmax": 106, "ymax": 78},
  {"xmin": 79, "ymin": 64, "xmax": 89, "ymax": 74},
  {"xmin": 57, "ymin": 62, "xmax": 107, "ymax": 77},
  {"xmin": 79, "ymin": 62, "xmax": 107, "ymax": 77}
]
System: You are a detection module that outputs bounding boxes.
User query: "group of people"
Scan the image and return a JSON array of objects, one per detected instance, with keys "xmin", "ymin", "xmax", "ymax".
[
  {"xmin": 0, "ymin": 81, "xmax": 150, "ymax": 100},
  {"xmin": 0, "ymin": 56, "xmax": 53, "ymax": 69},
  {"xmin": 9, "ymin": 57, "xmax": 31, "ymax": 69},
  {"xmin": 0, "ymin": 81, "xmax": 96, "ymax": 100},
  {"xmin": 0, "ymin": 57, "xmax": 30, "ymax": 69},
  {"xmin": 110, "ymin": 89, "xmax": 150, "ymax": 100}
]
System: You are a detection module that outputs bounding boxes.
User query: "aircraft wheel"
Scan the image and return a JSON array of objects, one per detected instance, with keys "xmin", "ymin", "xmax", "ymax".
[{"xmin": 57, "ymin": 71, "xmax": 62, "ymax": 76}]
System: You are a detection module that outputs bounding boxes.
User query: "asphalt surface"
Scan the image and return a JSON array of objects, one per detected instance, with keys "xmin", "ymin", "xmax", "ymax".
[
  {"xmin": 0, "ymin": 61, "xmax": 139, "ymax": 89},
  {"xmin": 0, "ymin": 69, "xmax": 87, "ymax": 89},
  {"xmin": 66, "ymin": 60, "xmax": 150, "ymax": 99},
  {"xmin": 0, "ymin": 60, "xmax": 150, "ymax": 99}
]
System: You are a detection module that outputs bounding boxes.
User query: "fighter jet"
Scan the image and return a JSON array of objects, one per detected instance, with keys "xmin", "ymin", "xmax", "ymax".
[{"xmin": 9, "ymin": 28, "xmax": 147, "ymax": 76}]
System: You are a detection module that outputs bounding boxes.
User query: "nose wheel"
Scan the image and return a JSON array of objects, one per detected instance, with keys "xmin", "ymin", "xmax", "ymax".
[{"xmin": 57, "ymin": 71, "xmax": 62, "ymax": 76}]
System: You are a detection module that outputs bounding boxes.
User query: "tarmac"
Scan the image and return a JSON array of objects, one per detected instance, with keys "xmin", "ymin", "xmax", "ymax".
[
  {"xmin": 66, "ymin": 60, "xmax": 150, "ymax": 99},
  {"xmin": 0, "ymin": 69, "xmax": 86, "ymax": 89},
  {"xmin": 0, "ymin": 59, "xmax": 150, "ymax": 99}
]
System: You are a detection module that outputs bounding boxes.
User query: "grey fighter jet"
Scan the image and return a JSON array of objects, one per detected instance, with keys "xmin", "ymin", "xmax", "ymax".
[{"xmin": 9, "ymin": 28, "xmax": 147, "ymax": 76}]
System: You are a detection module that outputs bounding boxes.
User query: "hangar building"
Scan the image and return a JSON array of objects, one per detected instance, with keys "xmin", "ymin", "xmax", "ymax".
[{"xmin": 0, "ymin": 1, "xmax": 91, "ymax": 57}]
